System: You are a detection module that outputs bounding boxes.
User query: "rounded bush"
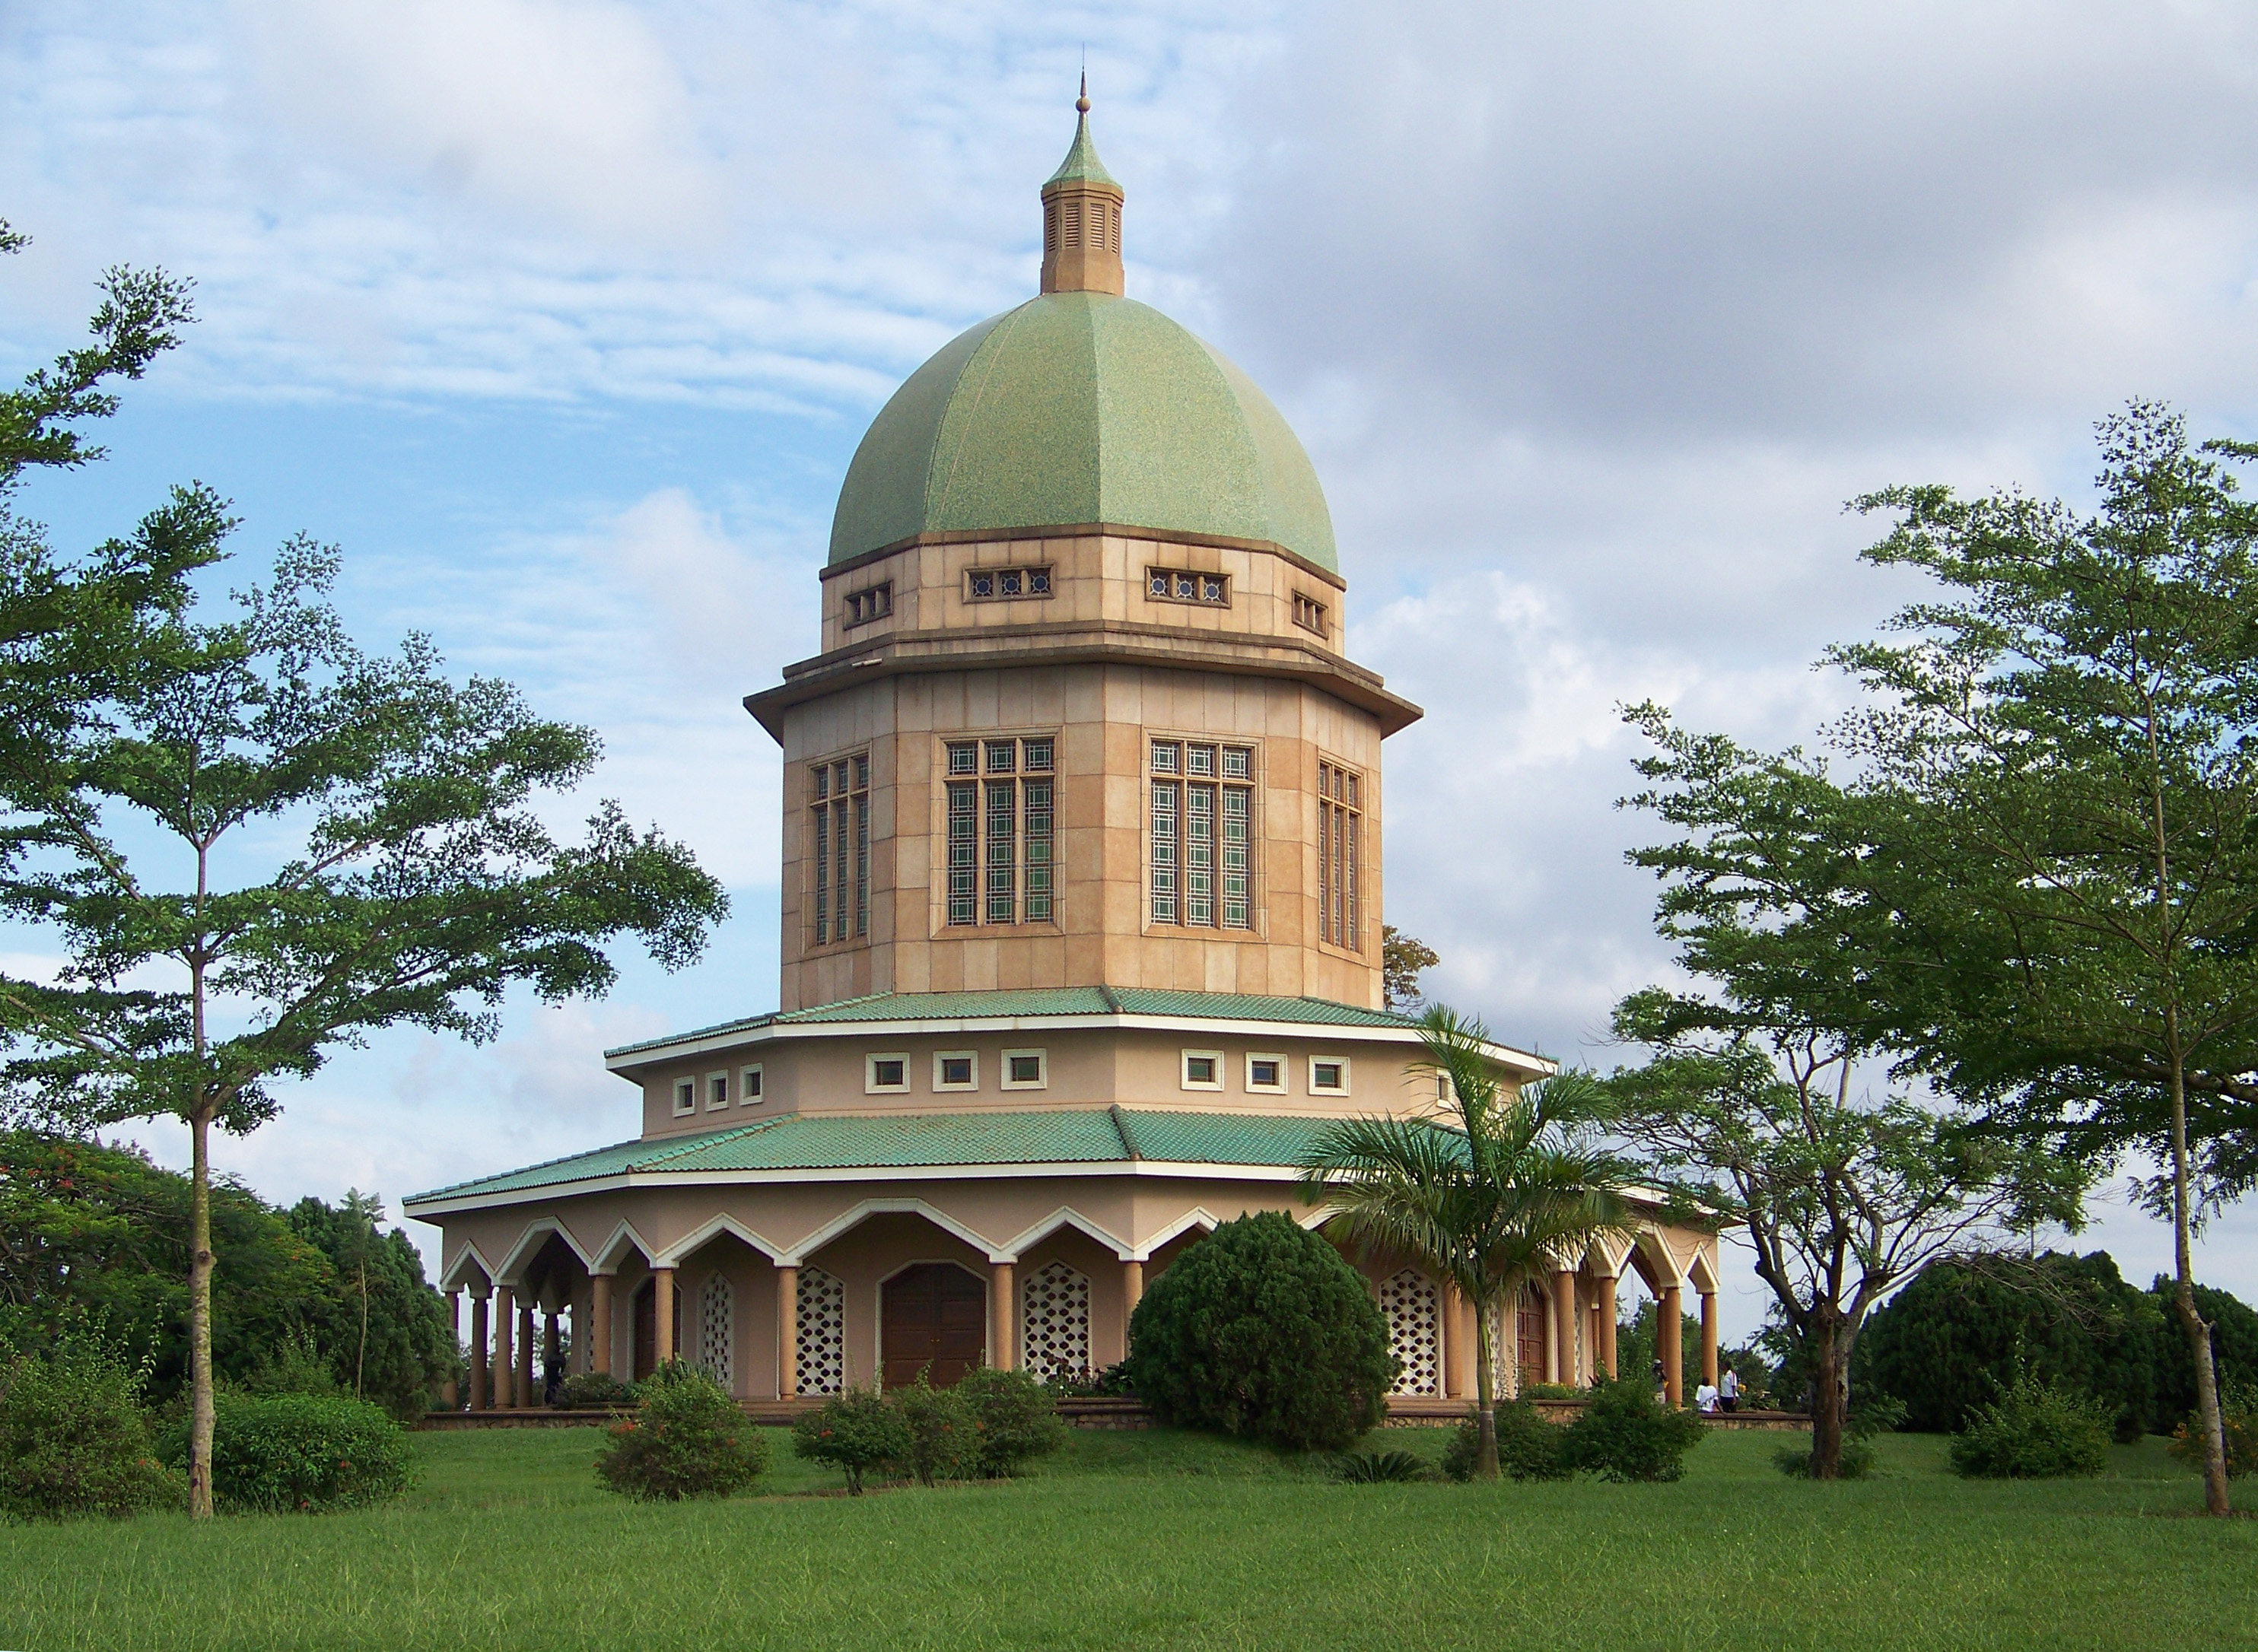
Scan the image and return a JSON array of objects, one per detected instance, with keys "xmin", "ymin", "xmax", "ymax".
[
  {"xmin": 1127, "ymin": 1212, "xmax": 1395, "ymax": 1452},
  {"xmin": 160, "ymin": 1391, "xmax": 411, "ymax": 1513},
  {"xmin": 1949, "ymin": 1374, "xmax": 2111, "ymax": 1479},
  {"xmin": 1442, "ymin": 1397, "xmax": 1572, "ymax": 1482},
  {"xmin": 595, "ymin": 1360, "xmax": 767, "ymax": 1501},
  {"xmin": 0, "ymin": 1337, "xmax": 180, "ymax": 1522},
  {"xmin": 555, "ymin": 1371, "xmax": 640, "ymax": 1410},
  {"xmin": 793, "ymin": 1386, "xmax": 912, "ymax": 1494},
  {"xmin": 1558, "ymin": 1378, "xmax": 1706, "ymax": 1482},
  {"xmin": 954, "ymin": 1365, "xmax": 1067, "ymax": 1476}
]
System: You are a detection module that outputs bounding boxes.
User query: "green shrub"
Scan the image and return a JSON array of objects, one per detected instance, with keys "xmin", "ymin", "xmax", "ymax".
[
  {"xmin": 555, "ymin": 1371, "xmax": 639, "ymax": 1410},
  {"xmin": 1334, "ymin": 1448, "xmax": 1426, "ymax": 1483},
  {"xmin": 1558, "ymin": 1378, "xmax": 1706, "ymax": 1482},
  {"xmin": 1773, "ymin": 1438, "xmax": 1875, "ymax": 1479},
  {"xmin": 594, "ymin": 1360, "xmax": 765, "ymax": 1501},
  {"xmin": 793, "ymin": 1386, "xmax": 911, "ymax": 1494},
  {"xmin": 955, "ymin": 1365, "xmax": 1067, "ymax": 1476},
  {"xmin": 2150, "ymin": 1277, "xmax": 2258, "ymax": 1436},
  {"xmin": 2167, "ymin": 1383, "xmax": 2258, "ymax": 1478},
  {"xmin": 0, "ymin": 1335, "xmax": 180, "ymax": 1522},
  {"xmin": 890, "ymin": 1371, "xmax": 980, "ymax": 1485},
  {"xmin": 1127, "ymin": 1212, "xmax": 1395, "ymax": 1452},
  {"xmin": 1948, "ymin": 1374, "xmax": 2111, "ymax": 1479},
  {"xmin": 1441, "ymin": 1399, "xmax": 1573, "ymax": 1482},
  {"xmin": 159, "ymin": 1390, "xmax": 411, "ymax": 1512}
]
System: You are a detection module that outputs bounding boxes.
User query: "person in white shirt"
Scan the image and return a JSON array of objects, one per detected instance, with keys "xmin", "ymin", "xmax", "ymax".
[
  {"xmin": 1719, "ymin": 1364, "xmax": 1741, "ymax": 1413},
  {"xmin": 1694, "ymin": 1380, "xmax": 1720, "ymax": 1413}
]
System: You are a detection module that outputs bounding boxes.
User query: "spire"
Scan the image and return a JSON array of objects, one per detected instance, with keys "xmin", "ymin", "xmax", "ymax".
[{"xmin": 1040, "ymin": 81, "xmax": 1124, "ymax": 296}]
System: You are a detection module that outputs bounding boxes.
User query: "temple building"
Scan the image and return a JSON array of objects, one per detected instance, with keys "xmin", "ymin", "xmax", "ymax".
[{"xmin": 404, "ymin": 98, "xmax": 1722, "ymax": 1415}]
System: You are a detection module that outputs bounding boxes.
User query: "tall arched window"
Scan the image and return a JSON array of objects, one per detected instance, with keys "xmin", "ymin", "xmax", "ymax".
[
  {"xmin": 697, "ymin": 1272, "xmax": 734, "ymax": 1392},
  {"xmin": 1379, "ymin": 1269, "xmax": 1440, "ymax": 1396},
  {"xmin": 797, "ymin": 1266, "xmax": 846, "ymax": 1396},
  {"xmin": 1021, "ymin": 1260, "xmax": 1091, "ymax": 1381}
]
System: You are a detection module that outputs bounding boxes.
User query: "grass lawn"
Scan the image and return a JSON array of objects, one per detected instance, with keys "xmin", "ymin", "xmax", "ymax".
[{"xmin": 2, "ymin": 1422, "xmax": 2250, "ymax": 1651}]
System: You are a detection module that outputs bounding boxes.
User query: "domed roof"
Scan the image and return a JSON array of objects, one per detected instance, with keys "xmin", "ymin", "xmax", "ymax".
[{"xmin": 827, "ymin": 290, "xmax": 1339, "ymax": 573}]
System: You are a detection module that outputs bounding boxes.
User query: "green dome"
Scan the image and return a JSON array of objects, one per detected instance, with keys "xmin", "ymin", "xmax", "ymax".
[{"xmin": 828, "ymin": 291, "xmax": 1338, "ymax": 573}]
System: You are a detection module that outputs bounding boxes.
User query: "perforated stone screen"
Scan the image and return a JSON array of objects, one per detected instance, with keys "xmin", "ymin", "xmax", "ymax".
[
  {"xmin": 1380, "ymin": 1269, "xmax": 1440, "ymax": 1396},
  {"xmin": 1021, "ymin": 1260, "xmax": 1090, "ymax": 1380},
  {"xmin": 698, "ymin": 1272, "xmax": 734, "ymax": 1392},
  {"xmin": 797, "ymin": 1267, "xmax": 846, "ymax": 1396}
]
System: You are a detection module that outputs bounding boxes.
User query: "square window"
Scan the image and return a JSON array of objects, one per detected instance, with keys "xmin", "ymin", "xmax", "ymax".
[
  {"xmin": 1148, "ymin": 570, "xmax": 1169, "ymax": 596},
  {"xmin": 1246, "ymin": 1054, "xmax": 1286, "ymax": 1093},
  {"xmin": 1175, "ymin": 573, "xmax": 1197, "ymax": 599},
  {"xmin": 985, "ymin": 739, "xmax": 1016, "ymax": 774},
  {"xmin": 707, "ymin": 1072, "xmax": 730, "ymax": 1111},
  {"xmin": 672, "ymin": 1079, "xmax": 695, "ymax": 1117},
  {"xmin": 866, "ymin": 1053, "xmax": 910, "ymax": 1094},
  {"xmin": 1002, "ymin": 1049, "xmax": 1048, "ymax": 1090},
  {"xmin": 1150, "ymin": 741, "xmax": 1181, "ymax": 775},
  {"xmin": 1181, "ymin": 1050, "xmax": 1224, "ymax": 1091},
  {"xmin": 1309, "ymin": 1058, "xmax": 1350, "ymax": 1094},
  {"xmin": 947, "ymin": 742, "xmax": 978, "ymax": 776},
  {"xmin": 935, "ymin": 1051, "xmax": 978, "ymax": 1091},
  {"xmin": 1029, "ymin": 568, "xmax": 1051, "ymax": 595},
  {"xmin": 1000, "ymin": 570, "xmax": 1023, "ymax": 596},
  {"xmin": 969, "ymin": 570, "xmax": 994, "ymax": 598},
  {"xmin": 1022, "ymin": 738, "xmax": 1054, "ymax": 773},
  {"xmin": 1201, "ymin": 575, "xmax": 1224, "ymax": 602},
  {"xmin": 1188, "ymin": 744, "xmax": 1215, "ymax": 777},
  {"xmin": 739, "ymin": 1065, "xmax": 765, "ymax": 1105},
  {"xmin": 1222, "ymin": 745, "xmax": 1251, "ymax": 780}
]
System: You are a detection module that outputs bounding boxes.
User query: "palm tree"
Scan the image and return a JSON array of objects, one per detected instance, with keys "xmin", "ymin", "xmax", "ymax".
[{"xmin": 1299, "ymin": 1005, "xmax": 1636, "ymax": 1479}]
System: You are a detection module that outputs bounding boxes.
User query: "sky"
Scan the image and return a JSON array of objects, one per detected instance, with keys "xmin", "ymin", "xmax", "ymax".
[{"xmin": 6, "ymin": 0, "xmax": 2258, "ymax": 1342}]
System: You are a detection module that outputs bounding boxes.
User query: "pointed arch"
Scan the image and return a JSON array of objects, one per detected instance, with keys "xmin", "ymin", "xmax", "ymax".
[
  {"xmin": 495, "ymin": 1216, "xmax": 595, "ymax": 1288},
  {"xmin": 1131, "ymin": 1207, "xmax": 1218, "ymax": 1261},
  {"xmin": 999, "ymin": 1206, "xmax": 1134, "ymax": 1263},
  {"xmin": 656, "ymin": 1212, "xmax": 786, "ymax": 1269},
  {"xmin": 781, "ymin": 1198, "xmax": 1007, "ymax": 1266},
  {"xmin": 441, "ymin": 1241, "xmax": 497, "ymax": 1295},
  {"xmin": 593, "ymin": 1220, "xmax": 658, "ymax": 1276}
]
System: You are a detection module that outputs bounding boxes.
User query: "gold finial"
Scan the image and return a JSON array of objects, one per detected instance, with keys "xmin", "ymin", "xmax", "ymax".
[{"xmin": 1077, "ymin": 71, "xmax": 1089, "ymax": 115}]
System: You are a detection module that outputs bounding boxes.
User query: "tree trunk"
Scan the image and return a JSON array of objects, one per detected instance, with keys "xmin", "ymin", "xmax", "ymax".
[
  {"xmin": 1473, "ymin": 1288, "xmax": 1500, "ymax": 1480},
  {"xmin": 187, "ymin": 1103, "xmax": 216, "ymax": 1519},
  {"xmin": 1807, "ymin": 1317, "xmax": 1848, "ymax": 1480},
  {"xmin": 2169, "ymin": 1045, "xmax": 2232, "ymax": 1516}
]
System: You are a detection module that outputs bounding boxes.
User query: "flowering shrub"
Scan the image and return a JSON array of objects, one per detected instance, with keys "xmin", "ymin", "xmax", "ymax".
[
  {"xmin": 594, "ymin": 1360, "xmax": 767, "ymax": 1501},
  {"xmin": 955, "ymin": 1365, "xmax": 1067, "ymax": 1476},
  {"xmin": 2167, "ymin": 1383, "xmax": 2258, "ymax": 1478},
  {"xmin": 161, "ymin": 1391, "xmax": 412, "ymax": 1512},
  {"xmin": 0, "ymin": 1334, "xmax": 180, "ymax": 1522},
  {"xmin": 793, "ymin": 1386, "xmax": 911, "ymax": 1494}
]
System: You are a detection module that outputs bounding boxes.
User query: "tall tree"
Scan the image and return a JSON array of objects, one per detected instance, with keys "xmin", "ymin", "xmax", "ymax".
[
  {"xmin": 0, "ymin": 236, "xmax": 730, "ymax": 1516},
  {"xmin": 1835, "ymin": 401, "xmax": 2258, "ymax": 1514},
  {"xmin": 1612, "ymin": 708, "xmax": 2088, "ymax": 1477},
  {"xmin": 1299, "ymin": 1005, "xmax": 1633, "ymax": 1479},
  {"xmin": 1381, "ymin": 926, "xmax": 1440, "ymax": 1012}
]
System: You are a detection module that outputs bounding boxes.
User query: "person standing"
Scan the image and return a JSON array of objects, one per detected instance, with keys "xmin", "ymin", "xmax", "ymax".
[{"xmin": 1719, "ymin": 1363, "xmax": 1741, "ymax": 1413}]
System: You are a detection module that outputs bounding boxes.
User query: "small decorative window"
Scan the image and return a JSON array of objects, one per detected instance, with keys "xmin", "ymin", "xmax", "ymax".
[
  {"xmin": 866, "ymin": 1053, "xmax": 910, "ymax": 1094},
  {"xmin": 934, "ymin": 1051, "xmax": 978, "ymax": 1091},
  {"xmin": 739, "ymin": 1064, "xmax": 765, "ymax": 1106},
  {"xmin": 1146, "ymin": 567, "xmax": 1230, "ymax": 606},
  {"xmin": 1246, "ymin": 1054, "xmax": 1286, "ymax": 1094},
  {"xmin": 1309, "ymin": 1057, "xmax": 1350, "ymax": 1094},
  {"xmin": 672, "ymin": 1079, "xmax": 695, "ymax": 1117},
  {"xmin": 1293, "ymin": 592, "xmax": 1330, "ymax": 637},
  {"xmin": 706, "ymin": 1072, "xmax": 730, "ymax": 1111},
  {"xmin": 1002, "ymin": 1049, "xmax": 1048, "ymax": 1090},
  {"xmin": 844, "ymin": 583, "xmax": 892, "ymax": 627},
  {"xmin": 965, "ymin": 566, "xmax": 1054, "ymax": 600},
  {"xmin": 1181, "ymin": 1050, "xmax": 1224, "ymax": 1091}
]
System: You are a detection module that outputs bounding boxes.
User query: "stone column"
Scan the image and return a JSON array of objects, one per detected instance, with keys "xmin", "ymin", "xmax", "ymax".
[
  {"xmin": 1597, "ymin": 1272, "xmax": 1620, "ymax": 1380},
  {"xmin": 1551, "ymin": 1268, "xmax": 1578, "ymax": 1385},
  {"xmin": 777, "ymin": 1265, "xmax": 798, "ymax": 1399},
  {"xmin": 442, "ymin": 1291, "xmax": 460, "ymax": 1408},
  {"xmin": 469, "ymin": 1292, "xmax": 490, "ymax": 1410},
  {"xmin": 1121, "ymin": 1260, "xmax": 1143, "ymax": 1364},
  {"xmin": 652, "ymin": 1268, "xmax": 676, "ymax": 1369},
  {"xmin": 992, "ymin": 1262, "xmax": 1016, "ymax": 1371},
  {"xmin": 1439, "ymin": 1279, "xmax": 1468, "ymax": 1398},
  {"xmin": 1659, "ymin": 1282, "xmax": 1684, "ymax": 1408},
  {"xmin": 542, "ymin": 1307, "xmax": 560, "ymax": 1401},
  {"xmin": 1700, "ymin": 1288, "xmax": 1720, "ymax": 1390},
  {"xmin": 493, "ymin": 1286, "xmax": 514, "ymax": 1409},
  {"xmin": 591, "ymin": 1274, "xmax": 613, "ymax": 1377},
  {"xmin": 517, "ymin": 1301, "xmax": 535, "ymax": 1409}
]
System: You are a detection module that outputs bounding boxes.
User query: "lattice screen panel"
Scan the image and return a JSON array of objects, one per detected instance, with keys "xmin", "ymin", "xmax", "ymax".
[
  {"xmin": 1020, "ymin": 1260, "xmax": 1090, "ymax": 1381},
  {"xmin": 698, "ymin": 1272, "xmax": 733, "ymax": 1392},
  {"xmin": 1380, "ymin": 1269, "xmax": 1441, "ymax": 1396},
  {"xmin": 797, "ymin": 1267, "xmax": 846, "ymax": 1396}
]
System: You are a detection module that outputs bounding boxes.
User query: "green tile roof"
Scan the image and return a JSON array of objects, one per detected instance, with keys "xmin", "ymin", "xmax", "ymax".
[
  {"xmin": 405, "ymin": 1107, "xmax": 1391, "ymax": 1207},
  {"xmin": 1045, "ymin": 110, "xmax": 1117, "ymax": 189},
  {"xmin": 603, "ymin": 988, "xmax": 1425, "ymax": 1059}
]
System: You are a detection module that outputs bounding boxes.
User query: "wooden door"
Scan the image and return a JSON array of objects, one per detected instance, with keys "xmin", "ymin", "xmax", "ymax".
[
  {"xmin": 1516, "ymin": 1291, "xmax": 1545, "ymax": 1390},
  {"xmin": 882, "ymin": 1263, "xmax": 987, "ymax": 1388},
  {"xmin": 633, "ymin": 1280, "xmax": 656, "ymax": 1380}
]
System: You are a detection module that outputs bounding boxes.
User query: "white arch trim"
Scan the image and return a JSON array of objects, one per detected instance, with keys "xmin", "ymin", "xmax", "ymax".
[
  {"xmin": 998, "ymin": 1206, "xmax": 1135, "ymax": 1263},
  {"xmin": 1131, "ymin": 1206, "xmax": 1219, "ymax": 1262},
  {"xmin": 781, "ymin": 1197, "xmax": 1010, "ymax": 1266},
  {"xmin": 593, "ymin": 1220, "xmax": 659, "ymax": 1276},
  {"xmin": 441, "ymin": 1241, "xmax": 497, "ymax": 1295},
  {"xmin": 495, "ymin": 1216, "xmax": 596, "ymax": 1288},
  {"xmin": 1687, "ymin": 1244, "xmax": 1723, "ymax": 1294},
  {"xmin": 656, "ymin": 1212, "xmax": 787, "ymax": 1269},
  {"xmin": 1298, "ymin": 1205, "xmax": 1340, "ymax": 1230},
  {"xmin": 1585, "ymin": 1231, "xmax": 1636, "ymax": 1277},
  {"xmin": 1633, "ymin": 1226, "xmax": 1690, "ymax": 1290}
]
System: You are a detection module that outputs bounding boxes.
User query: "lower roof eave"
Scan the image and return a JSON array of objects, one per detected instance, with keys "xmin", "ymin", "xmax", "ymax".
[{"xmin": 400, "ymin": 1156, "xmax": 1311, "ymax": 1220}]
